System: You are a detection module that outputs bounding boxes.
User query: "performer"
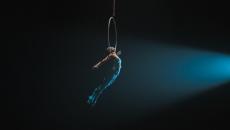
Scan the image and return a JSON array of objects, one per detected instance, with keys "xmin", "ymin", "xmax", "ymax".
[{"xmin": 88, "ymin": 47, "xmax": 122, "ymax": 106}]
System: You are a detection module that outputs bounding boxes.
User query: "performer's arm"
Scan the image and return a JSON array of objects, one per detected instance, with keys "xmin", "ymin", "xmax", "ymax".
[{"xmin": 93, "ymin": 55, "xmax": 111, "ymax": 69}]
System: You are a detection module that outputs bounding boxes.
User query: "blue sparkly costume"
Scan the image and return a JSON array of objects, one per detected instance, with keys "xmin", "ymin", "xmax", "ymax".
[{"xmin": 88, "ymin": 57, "xmax": 122, "ymax": 106}]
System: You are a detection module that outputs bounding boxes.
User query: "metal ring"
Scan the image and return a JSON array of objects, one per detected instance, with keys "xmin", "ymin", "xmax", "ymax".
[{"xmin": 107, "ymin": 17, "xmax": 118, "ymax": 49}]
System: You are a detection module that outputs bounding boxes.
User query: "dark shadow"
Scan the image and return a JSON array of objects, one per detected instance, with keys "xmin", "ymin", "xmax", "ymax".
[{"xmin": 123, "ymin": 82, "xmax": 230, "ymax": 129}]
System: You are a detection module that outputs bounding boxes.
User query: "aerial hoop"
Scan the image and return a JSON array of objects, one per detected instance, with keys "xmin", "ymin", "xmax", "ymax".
[{"xmin": 107, "ymin": 16, "xmax": 118, "ymax": 49}]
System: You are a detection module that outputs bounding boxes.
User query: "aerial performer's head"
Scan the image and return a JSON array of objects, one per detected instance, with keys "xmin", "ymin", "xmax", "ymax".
[
  {"xmin": 107, "ymin": 46, "xmax": 116, "ymax": 53},
  {"xmin": 107, "ymin": 46, "xmax": 121, "ymax": 56}
]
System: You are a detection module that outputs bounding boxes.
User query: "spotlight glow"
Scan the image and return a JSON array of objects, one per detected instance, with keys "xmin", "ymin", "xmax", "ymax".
[
  {"xmin": 121, "ymin": 41, "xmax": 230, "ymax": 106},
  {"xmin": 100, "ymin": 40, "xmax": 230, "ymax": 122}
]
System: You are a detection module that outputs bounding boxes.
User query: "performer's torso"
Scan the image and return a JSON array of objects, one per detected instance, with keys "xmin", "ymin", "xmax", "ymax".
[{"xmin": 112, "ymin": 57, "xmax": 121, "ymax": 72}]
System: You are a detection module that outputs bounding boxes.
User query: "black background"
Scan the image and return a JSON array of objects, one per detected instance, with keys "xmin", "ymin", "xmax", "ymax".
[{"xmin": 5, "ymin": 0, "xmax": 230, "ymax": 129}]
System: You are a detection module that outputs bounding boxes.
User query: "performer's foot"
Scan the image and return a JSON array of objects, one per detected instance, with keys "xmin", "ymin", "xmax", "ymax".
[
  {"xmin": 87, "ymin": 95, "xmax": 94, "ymax": 105},
  {"xmin": 87, "ymin": 94, "xmax": 98, "ymax": 106}
]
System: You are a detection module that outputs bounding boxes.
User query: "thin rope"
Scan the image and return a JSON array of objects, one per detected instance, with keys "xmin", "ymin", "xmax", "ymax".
[
  {"xmin": 107, "ymin": 0, "xmax": 118, "ymax": 49},
  {"xmin": 113, "ymin": 0, "xmax": 116, "ymax": 17}
]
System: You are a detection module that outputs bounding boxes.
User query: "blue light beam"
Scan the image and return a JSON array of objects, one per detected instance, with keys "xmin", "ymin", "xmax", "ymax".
[
  {"xmin": 97, "ymin": 40, "xmax": 230, "ymax": 123},
  {"xmin": 120, "ymin": 41, "xmax": 230, "ymax": 108}
]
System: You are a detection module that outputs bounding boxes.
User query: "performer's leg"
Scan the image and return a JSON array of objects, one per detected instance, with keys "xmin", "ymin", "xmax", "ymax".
[
  {"xmin": 87, "ymin": 74, "xmax": 118, "ymax": 106},
  {"xmin": 87, "ymin": 80, "xmax": 108, "ymax": 106}
]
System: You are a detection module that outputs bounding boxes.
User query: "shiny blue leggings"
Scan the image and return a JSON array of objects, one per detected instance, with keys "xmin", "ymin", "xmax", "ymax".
[{"xmin": 87, "ymin": 70, "xmax": 120, "ymax": 106}]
